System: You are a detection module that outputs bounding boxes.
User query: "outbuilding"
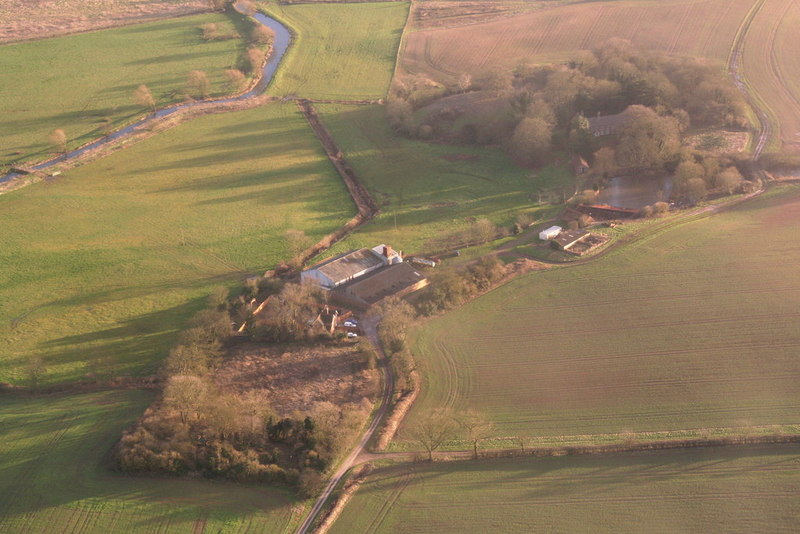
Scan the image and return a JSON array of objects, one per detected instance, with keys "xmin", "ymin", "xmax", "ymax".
[
  {"xmin": 300, "ymin": 244, "xmax": 403, "ymax": 290},
  {"xmin": 539, "ymin": 225, "xmax": 563, "ymax": 241},
  {"xmin": 551, "ymin": 229, "xmax": 590, "ymax": 251}
]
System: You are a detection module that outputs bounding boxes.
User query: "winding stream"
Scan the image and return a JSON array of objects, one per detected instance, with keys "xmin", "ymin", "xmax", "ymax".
[{"xmin": 0, "ymin": 9, "xmax": 291, "ymax": 185}]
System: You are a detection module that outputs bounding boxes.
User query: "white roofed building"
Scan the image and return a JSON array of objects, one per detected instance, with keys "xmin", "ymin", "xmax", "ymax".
[
  {"xmin": 539, "ymin": 226, "xmax": 563, "ymax": 241},
  {"xmin": 301, "ymin": 244, "xmax": 402, "ymax": 290}
]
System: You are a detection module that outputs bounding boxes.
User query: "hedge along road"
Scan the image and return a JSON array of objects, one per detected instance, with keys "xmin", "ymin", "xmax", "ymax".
[{"xmin": 0, "ymin": 3, "xmax": 291, "ymax": 186}]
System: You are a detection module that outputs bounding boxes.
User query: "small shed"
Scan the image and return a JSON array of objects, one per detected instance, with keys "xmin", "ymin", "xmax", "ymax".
[{"xmin": 539, "ymin": 225, "xmax": 563, "ymax": 241}]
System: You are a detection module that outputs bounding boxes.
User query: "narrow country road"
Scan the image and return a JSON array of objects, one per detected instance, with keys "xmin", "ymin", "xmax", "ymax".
[{"xmin": 294, "ymin": 317, "xmax": 393, "ymax": 534}]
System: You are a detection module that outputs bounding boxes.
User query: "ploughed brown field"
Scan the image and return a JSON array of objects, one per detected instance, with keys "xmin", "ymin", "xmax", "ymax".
[{"xmin": 0, "ymin": 0, "xmax": 210, "ymax": 43}]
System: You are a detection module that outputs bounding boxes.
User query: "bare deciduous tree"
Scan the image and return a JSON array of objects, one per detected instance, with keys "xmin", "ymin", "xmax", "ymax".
[
  {"xmin": 457, "ymin": 72, "xmax": 472, "ymax": 93},
  {"xmin": 409, "ymin": 412, "xmax": 457, "ymax": 461},
  {"xmin": 224, "ymin": 68, "xmax": 246, "ymax": 92},
  {"xmin": 200, "ymin": 22, "xmax": 218, "ymax": 40},
  {"xmin": 49, "ymin": 128, "xmax": 67, "ymax": 153},
  {"xmin": 187, "ymin": 70, "xmax": 210, "ymax": 99},
  {"xmin": 717, "ymin": 166, "xmax": 744, "ymax": 194},
  {"xmin": 237, "ymin": 0, "xmax": 257, "ymax": 16},
  {"xmin": 372, "ymin": 296, "xmax": 416, "ymax": 355},
  {"xmin": 207, "ymin": 0, "xmax": 228, "ymax": 11},
  {"xmin": 284, "ymin": 229, "xmax": 312, "ymax": 268},
  {"xmin": 132, "ymin": 84, "xmax": 155, "ymax": 112},
  {"xmin": 251, "ymin": 25, "xmax": 275, "ymax": 45},
  {"xmin": 163, "ymin": 375, "xmax": 209, "ymax": 424},
  {"xmin": 456, "ymin": 410, "xmax": 495, "ymax": 459},
  {"xmin": 246, "ymin": 47, "xmax": 266, "ymax": 74}
]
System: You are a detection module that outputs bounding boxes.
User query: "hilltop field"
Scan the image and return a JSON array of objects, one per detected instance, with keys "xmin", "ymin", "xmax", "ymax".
[
  {"xmin": 402, "ymin": 0, "xmax": 800, "ymax": 151},
  {"xmin": 0, "ymin": 0, "xmax": 210, "ymax": 43},
  {"xmin": 330, "ymin": 447, "xmax": 800, "ymax": 533},
  {"xmin": 403, "ymin": 184, "xmax": 800, "ymax": 443},
  {"xmin": 0, "ymin": 103, "xmax": 354, "ymax": 385}
]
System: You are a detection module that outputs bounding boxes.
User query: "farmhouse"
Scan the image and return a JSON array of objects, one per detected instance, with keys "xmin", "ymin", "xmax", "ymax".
[
  {"xmin": 551, "ymin": 229, "xmax": 590, "ymax": 251},
  {"xmin": 301, "ymin": 244, "xmax": 402, "ymax": 289},
  {"xmin": 588, "ymin": 107, "xmax": 635, "ymax": 137},
  {"xmin": 539, "ymin": 225, "xmax": 563, "ymax": 241}
]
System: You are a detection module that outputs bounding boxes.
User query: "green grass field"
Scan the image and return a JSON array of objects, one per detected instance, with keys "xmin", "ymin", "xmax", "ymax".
[
  {"xmin": 0, "ymin": 103, "xmax": 354, "ymax": 386},
  {"xmin": 261, "ymin": 1, "xmax": 409, "ymax": 99},
  {"xmin": 404, "ymin": 184, "xmax": 800, "ymax": 440},
  {"xmin": 0, "ymin": 13, "xmax": 257, "ymax": 168},
  {"xmin": 330, "ymin": 447, "xmax": 800, "ymax": 533},
  {"xmin": 315, "ymin": 104, "xmax": 571, "ymax": 256},
  {"xmin": 0, "ymin": 390, "xmax": 303, "ymax": 533}
]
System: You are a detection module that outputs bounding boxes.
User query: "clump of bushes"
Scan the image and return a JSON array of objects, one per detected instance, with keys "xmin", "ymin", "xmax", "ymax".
[
  {"xmin": 416, "ymin": 255, "xmax": 505, "ymax": 316},
  {"xmin": 116, "ymin": 283, "xmax": 369, "ymax": 495}
]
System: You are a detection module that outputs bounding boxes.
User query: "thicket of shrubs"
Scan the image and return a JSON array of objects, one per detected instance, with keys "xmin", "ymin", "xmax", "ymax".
[
  {"xmin": 416, "ymin": 256, "xmax": 506, "ymax": 316},
  {"xmin": 116, "ymin": 284, "xmax": 369, "ymax": 496},
  {"xmin": 387, "ymin": 39, "xmax": 751, "ymax": 173}
]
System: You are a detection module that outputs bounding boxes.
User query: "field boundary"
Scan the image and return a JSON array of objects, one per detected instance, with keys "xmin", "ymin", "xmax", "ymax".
[{"xmin": 362, "ymin": 433, "xmax": 800, "ymax": 466}]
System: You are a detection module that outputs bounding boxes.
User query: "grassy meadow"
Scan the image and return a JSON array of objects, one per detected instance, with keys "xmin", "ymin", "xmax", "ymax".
[
  {"xmin": 0, "ymin": 13, "xmax": 255, "ymax": 168},
  {"xmin": 315, "ymin": 104, "xmax": 572, "ymax": 256},
  {"xmin": 261, "ymin": 1, "xmax": 409, "ymax": 99},
  {"xmin": 0, "ymin": 391, "xmax": 303, "ymax": 533},
  {"xmin": 403, "ymin": 184, "xmax": 800, "ymax": 441},
  {"xmin": 0, "ymin": 103, "xmax": 354, "ymax": 385},
  {"xmin": 330, "ymin": 448, "xmax": 800, "ymax": 533}
]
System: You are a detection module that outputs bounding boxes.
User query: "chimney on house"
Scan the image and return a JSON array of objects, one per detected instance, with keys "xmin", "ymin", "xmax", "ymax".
[{"xmin": 383, "ymin": 245, "xmax": 393, "ymax": 258}]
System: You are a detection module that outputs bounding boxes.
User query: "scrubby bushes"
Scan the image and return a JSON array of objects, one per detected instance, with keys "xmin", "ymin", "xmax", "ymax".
[
  {"xmin": 416, "ymin": 256, "xmax": 505, "ymax": 315},
  {"xmin": 116, "ymin": 282, "xmax": 367, "ymax": 493},
  {"xmin": 116, "ymin": 392, "xmax": 367, "ymax": 485}
]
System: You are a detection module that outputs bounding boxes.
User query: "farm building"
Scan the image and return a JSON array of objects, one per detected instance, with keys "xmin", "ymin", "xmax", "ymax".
[
  {"xmin": 588, "ymin": 107, "xmax": 635, "ymax": 137},
  {"xmin": 334, "ymin": 263, "xmax": 428, "ymax": 308},
  {"xmin": 301, "ymin": 244, "xmax": 402, "ymax": 289},
  {"xmin": 551, "ymin": 229, "xmax": 590, "ymax": 251},
  {"xmin": 539, "ymin": 225, "xmax": 563, "ymax": 241}
]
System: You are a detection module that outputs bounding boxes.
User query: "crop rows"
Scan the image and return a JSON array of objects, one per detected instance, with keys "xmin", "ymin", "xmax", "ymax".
[
  {"xmin": 330, "ymin": 448, "xmax": 800, "ymax": 533},
  {"xmin": 405, "ymin": 185, "xmax": 800, "ymax": 439},
  {"xmin": 404, "ymin": 0, "xmax": 755, "ymax": 81},
  {"xmin": 741, "ymin": 0, "xmax": 800, "ymax": 150}
]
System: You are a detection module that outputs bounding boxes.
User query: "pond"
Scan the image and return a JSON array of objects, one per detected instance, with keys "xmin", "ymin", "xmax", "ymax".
[{"xmin": 595, "ymin": 175, "xmax": 673, "ymax": 209}]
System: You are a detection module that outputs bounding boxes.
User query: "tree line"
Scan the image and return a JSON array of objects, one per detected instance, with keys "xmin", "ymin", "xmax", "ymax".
[{"xmin": 386, "ymin": 39, "xmax": 753, "ymax": 180}]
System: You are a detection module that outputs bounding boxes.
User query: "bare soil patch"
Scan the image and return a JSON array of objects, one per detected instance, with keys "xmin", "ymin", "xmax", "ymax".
[
  {"xmin": 217, "ymin": 343, "xmax": 380, "ymax": 417},
  {"xmin": 683, "ymin": 130, "xmax": 750, "ymax": 154},
  {"xmin": 413, "ymin": 1, "xmax": 581, "ymax": 30},
  {"xmin": 0, "ymin": 0, "xmax": 210, "ymax": 43}
]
